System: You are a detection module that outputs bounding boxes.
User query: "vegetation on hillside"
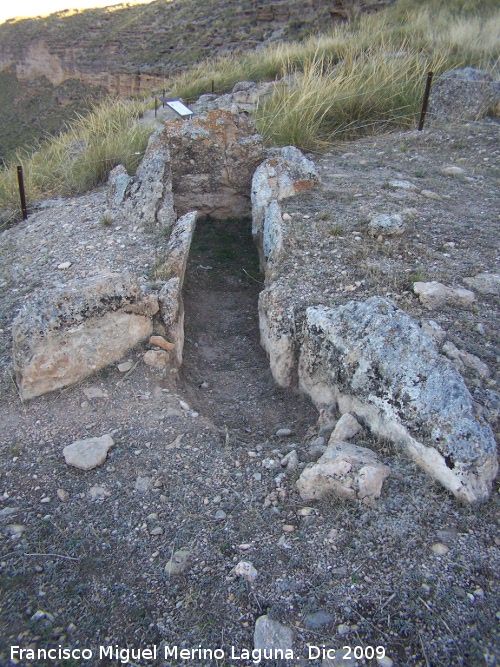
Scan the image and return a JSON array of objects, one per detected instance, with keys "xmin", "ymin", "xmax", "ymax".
[{"xmin": 0, "ymin": 0, "xmax": 498, "ymax": 223}]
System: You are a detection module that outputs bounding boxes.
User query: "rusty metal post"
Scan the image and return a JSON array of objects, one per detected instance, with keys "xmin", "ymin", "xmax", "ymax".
[
  {"xmin": 16, "ymin": 166, "xmax": 28, "ymax": 221},
  {"xmin": 418, "ymin": 71, "xmax": 434, "ymax": 131},
  {"xmin": 211, "ymin": 79, "xmax": 214, "ymax": 94},
  {"xmin": 154, "ymin": 96, "xmax": 158, "ymax": 118}
]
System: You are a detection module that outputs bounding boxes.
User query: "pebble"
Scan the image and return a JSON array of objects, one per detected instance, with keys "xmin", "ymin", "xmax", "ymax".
[
  {"xmin": 164, "ymin": 549, "xmax": 190, "ymax": 576},
  {"xmin": 431, "ymin": 542, "xmax": 449, "ymax": 555},
  {"xmin": 337, "ymin": 623, "xmax": 350, "ymax": 635},
  {"xmin": 89, "ymin": 486, "xmax": 107, "ymax": 500},
  {"xmin": 214, "ymin": 509, "xmax": 227, "ymax": 521},
  {"xmin": 304, "ymin": 610, "xmax": 334, "ymax": 629},
  {"xmin": 135, "ymin": 476, "xmax": 151, "ymax": 493},
  {"xmin": 117, "ymin": 361, "xmax": 134, "ymax": 373},
  {"xmin": 282, "ymin": 524, "xmax": 295, "ymax": 533},
  {"xmin": 276, "ymin": 428, "xmax": 293, "ymax": 437},
  {"xmin": 254, "ymin": 615, "xmax": 294, "ymax": 652},
  {"xmin": 150, "ymin": 526, "xmax": 163, "ymax": 536},
  {"xmin": 57, "ymin": 261, "xmax": 72, "ymax": 270},
  {"xmin": 234, "ymin": 560, "xmax": 258, "ymax": 582},
  {"xmin": 7, "ymin": 524, "xmax": 25, "ymax": 538},
  {"xmin": 377, "ymin": 657, "xmax": 394, "ymax": 667}
]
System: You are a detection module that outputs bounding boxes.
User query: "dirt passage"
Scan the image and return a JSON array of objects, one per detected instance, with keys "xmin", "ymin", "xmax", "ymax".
[{"xmin": 178, "ymin": 216, "xmax": 317, "ymax": 439}]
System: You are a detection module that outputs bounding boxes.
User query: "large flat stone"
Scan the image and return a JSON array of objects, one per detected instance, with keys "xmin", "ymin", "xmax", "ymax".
[
  {"xmin": 298, "ymin": 297, "xmax": 497, "ymax": 503},
  {"xmin": 13, "ymin": 272, "xmax": 154, "ymax": 399}
]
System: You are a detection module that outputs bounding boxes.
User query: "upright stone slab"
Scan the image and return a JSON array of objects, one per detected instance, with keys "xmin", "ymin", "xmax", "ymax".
[
  {"xmin": 158, "ymin": 211, "xmax": 198, "ymax": 367},
  {"xmin": 298, "ymin": 297, "xmax": 497, "ymax": 503},
  {"xmin": 163, "ymin": 110, "xmax": 266, "ymax": 220},
  {"xmin": 428, "ymin": 68, "xmax": 500, "ymax": 122},
  {"xmin": 13, "ymin": 272, "xmax": 156, "ymax": 400}
]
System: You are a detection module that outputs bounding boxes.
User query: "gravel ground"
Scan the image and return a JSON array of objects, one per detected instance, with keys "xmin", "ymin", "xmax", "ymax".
[{"xmin": 0, "ymin": 119, "xmax": 499, "ymax": 667}]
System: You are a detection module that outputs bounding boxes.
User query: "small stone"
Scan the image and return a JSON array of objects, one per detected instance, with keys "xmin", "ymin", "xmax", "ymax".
[
  {"xmin": 143, "ymin": 349, "xmax": 169, "ymax": 369},
  {"xmin": 337, "ymin": 623, "xmax": 350, "ymax": 635},
  {"xmin": 117, "ymin": 361, "xmax": 134, "ymax": 373},
  {"xmin": 164, "ymin": 549, "xmax": 190, "ymax": 576},
  {"xmin": 214, "ymin": 509, "xmax": 227, "ymax": 521},
  {"xmin": 431, "ymin": 542, "xmax": 449, "ymax": 555},
  {"xmin": 388, "ymin": 179, "xmax": 417, "ymax": 191},
  {"xmin": 7, "ymin": 524, "xmax": 25, "ymax": 538},
  {"xmin": 179, "ymin": 400, "xmax": 190, "ymax": 411},
  {"xmin": 276, "ymin": 428, "xmax": 293, "ymax": 437},
  {"xmin": 150, "ymin": 526, "xmax": 164, "ymax": 536},
  {"xmin": 63, "ymin": 434, "xmax": 114, "ymax": 471},
  {"xmin": 262, "ymin": 458, "xmax": 278, "ymax": 469},
  {"xmin": 56, "ymin": 489, "xmax": 70, "ymax": 502},
  {"xmin": 377, "ymin": 657, "xmax": 394, "ymax": 667},
  {"xmin": 330, "ymin": 413, "xmax": 361, "ymax": 442},
  {"xmin": 282, "ymin": 524, "xmax": 295, "ymax": 533},
  {"xmin": 440, "ymin": 166, "xmax": 465, "ymax": 176},
  {"xmin": 368, "ymin": 213, "xmax": 406, "ymax": 237},
  {"xmin": 235, "ymin": 560, "xmax": 258, "ymax": 582},
  {"xmin": 135, "ymin": 477, "xmax": 151, "ymax": 493},
  {"xmin": 304, "ymin": 611, "xmax": 334, "ymax": 629},
  {"xmin": 282, "ymin": 213, "xmax": 292, "ymax": 221},
  {"xmin": 57, "ymin": 262, "xmax": 72, "ymax": 270},
  {"xmin": 149, "ymin": 335, "xmax": 175, "ymax": 351},
  {"xmin": 474, "ymin": 588, "xmax": 485, "ymax": 597},
  {"xmin": 420, "ymin": 189, "xmax": 442, "ymax": 200},
  {"xmin": 254, "ymin": 615, "xmax": 293, "ymax": 652},
  {"xmin": 89, "ymin": 486, "xmax": 107, "ymax": 500},
  {"xmin": 464, "ymin": 273, "xmax": 500, "ymax": 296},
  {"xmin": 83, "ymin": 386, "xmax": 108, "ymax": 398},
  {"xmin": 281, "ymin": 450, "xmax": 298, "ymax": 470}
]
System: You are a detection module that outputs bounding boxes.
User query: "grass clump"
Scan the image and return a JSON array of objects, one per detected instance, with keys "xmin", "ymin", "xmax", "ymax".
[{"xmin": 0, "ymin": 98, "xmax": 155, "ymax": 225}]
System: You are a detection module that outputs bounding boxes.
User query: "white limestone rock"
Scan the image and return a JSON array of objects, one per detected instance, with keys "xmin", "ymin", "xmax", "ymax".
[
  {"xmin": 298, "ymin": 298, "xmax": 497, "ymax": 503},
  {"xmin": 413, "ymin": 281, "xmax": 475, "ymax": 310},
  {"xmin": 297, "ymin": 440, "xmax": 390, "ymax": 503},
  {"xmin": 13, "ymin": 272, "xmax": 154, "ymax": 400},
  {"xmin": 63, "ymin": 434, "xmax": 114, "ymax": 471}
]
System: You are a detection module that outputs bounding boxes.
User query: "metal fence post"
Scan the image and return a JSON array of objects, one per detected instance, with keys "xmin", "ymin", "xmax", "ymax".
[
  {"xmin": 16, "ymin": 166, "xmax": 28, "ymax": 221},
  {"xmin": 418, "ymin": 72, "xmax": 434, "ymax": 131}
]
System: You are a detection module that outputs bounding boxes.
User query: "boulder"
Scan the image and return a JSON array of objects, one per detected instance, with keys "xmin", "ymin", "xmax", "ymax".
[
  {"xmin": 162, "ymin": 110, "xmax": 266, "ymax": 219},
  {"xmin": 298, "ymin": 298, "xmax": 498, "ymax": 503},
  {"xmin": 413, "ymin": 281, "xmax": 475, "ymax": 310},
  {"xmin": 428, "ymin": 68, "xmax": 500, "ymax": 122},
  {"xmin": 13, "ymin": 272, "xmax": 155, "ymax": 400},
  {"xmin": 463, "ymin": 273, "xmax": 500, "ymax": 296},
  {"xmin": 296, "ymin": 440, "xmax": 390, "ymax": 503}
]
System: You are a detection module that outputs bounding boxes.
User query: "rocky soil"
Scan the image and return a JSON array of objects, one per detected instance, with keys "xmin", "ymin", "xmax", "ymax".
[{"xmin": 0, "ymin": 118, "xmax": 499, "ymax": 667}]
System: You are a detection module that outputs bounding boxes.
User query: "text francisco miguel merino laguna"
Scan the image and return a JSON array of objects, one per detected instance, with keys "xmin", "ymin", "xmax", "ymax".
[{"xmin": 10, "ymin": 643, "xmax": 386, "ymax": 663}]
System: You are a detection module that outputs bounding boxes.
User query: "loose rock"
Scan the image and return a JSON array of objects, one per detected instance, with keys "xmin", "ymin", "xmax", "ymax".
[{"xmin": 63, "ymin": 434, "xmax": 114, "ymax": 471}]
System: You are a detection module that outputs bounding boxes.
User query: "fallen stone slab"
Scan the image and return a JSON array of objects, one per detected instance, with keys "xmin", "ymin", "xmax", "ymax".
[
  {"xmin": 63, "ymin": 434, "xmax": 114, "ymax": 471},
  {"xmin": 298, "ymin": 297, "xmax": 497, "ymax": 503},
  {"xmin": 13, "ymin": 272, "xmax": 156, "ymax": 400},
  {"xmin": 463, "ymin": 273, "xmax": 500, "ymax": 296},
  {"xmin": 297, "ymin": 440, "xmax": 390, "ymax": 504},
  {"xmin": 413, "ymin": 281, "xmax": 475, "ymax": 310}
]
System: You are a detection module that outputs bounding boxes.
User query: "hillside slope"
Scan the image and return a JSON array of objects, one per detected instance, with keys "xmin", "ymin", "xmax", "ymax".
[{"xmin": 0, "ymin": 0, "xmax": 390, "ymax": 161}]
